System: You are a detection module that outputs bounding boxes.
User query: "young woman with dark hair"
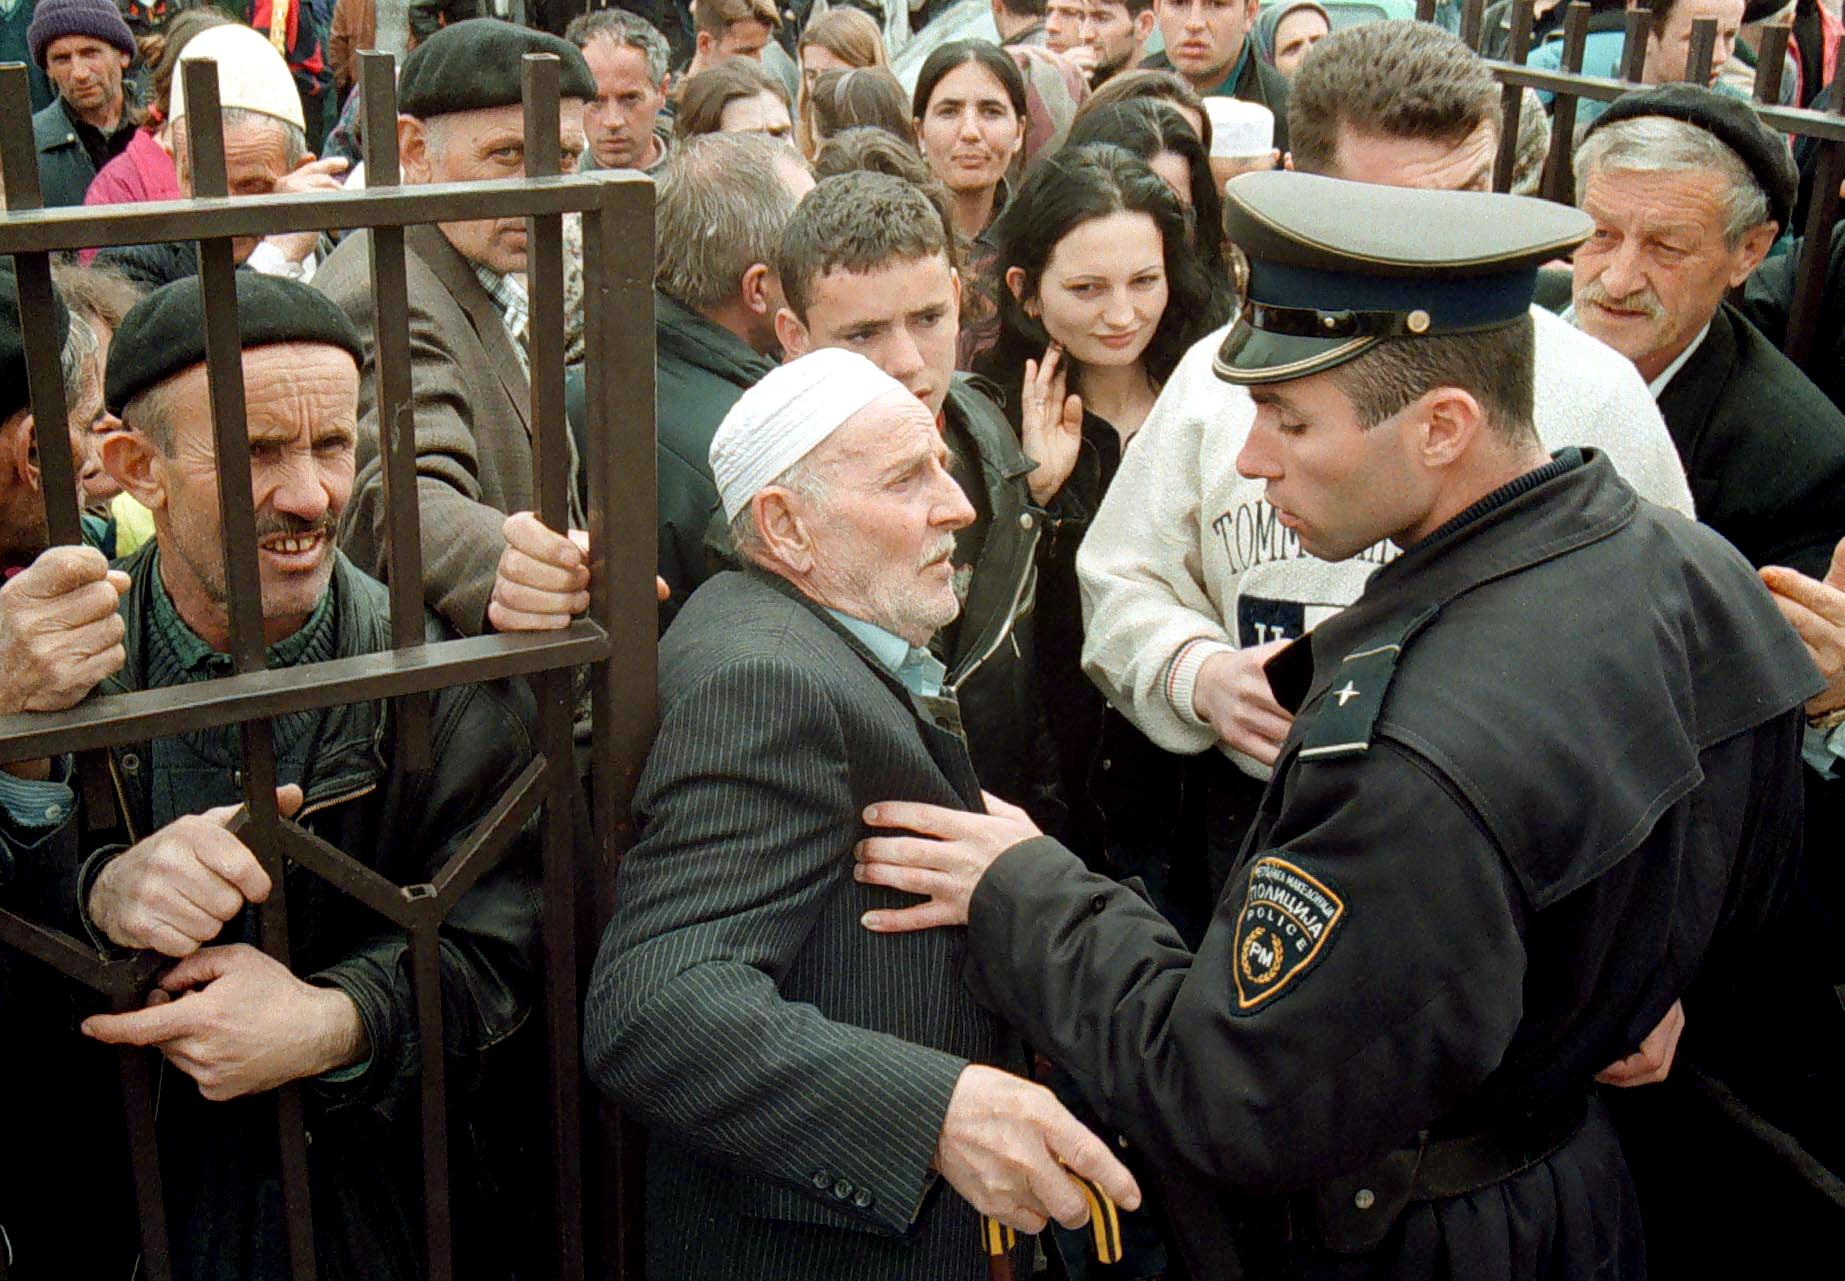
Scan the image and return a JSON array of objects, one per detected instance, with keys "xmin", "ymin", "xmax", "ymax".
[
  {"xmin": 975, "ymin": 141, "xmax": 1230, "ymax": 865},
  {"xmin": 910, "ymin": 39, "xmax": 1027, "ymax": 244},
  {"xmin": 1064, "ymin": 97, "xmax": 1232, "ymax": 289}
]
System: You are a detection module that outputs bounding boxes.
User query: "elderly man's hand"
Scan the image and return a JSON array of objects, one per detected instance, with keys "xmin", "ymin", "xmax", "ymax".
[
  {"xmin": 88, "ymin": 786, "xmax": 301, "ymax": 956},
  {"xmin": 935, "ymin": 1064, "xmax": 1142, "ymax": 1234},
  {"xmin": 488, "ymin": 512, "xmax": 668, "ymax": 631},
  {"xmin": 855, "ymin": 792, "xmax": 1041, "ymax": 931},
  {"xmin": 1760, "ymin": 537, "xmax": 1845, "ymax": 715},
  {"xmin": 0, "ymin": 545, "xmax": 129, "ymax": 719},
  {"xmin": 80, "ymin": 943, "xmax": 369, "ymax": 1100},
  {"xmin": 262, "ymin": 156, "xmax": 353, "ymax": 262}
]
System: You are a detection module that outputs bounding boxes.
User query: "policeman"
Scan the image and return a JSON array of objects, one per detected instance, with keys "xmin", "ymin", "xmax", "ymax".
[{"xmin": 851, "ymin": 171, "xmax": 1823, "ymax": 1279}]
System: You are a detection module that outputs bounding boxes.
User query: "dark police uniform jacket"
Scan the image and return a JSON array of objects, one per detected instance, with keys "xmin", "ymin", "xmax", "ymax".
[{"xmin": 958, "ymin": 450, "xmax": 1819, "ymax": 1280}]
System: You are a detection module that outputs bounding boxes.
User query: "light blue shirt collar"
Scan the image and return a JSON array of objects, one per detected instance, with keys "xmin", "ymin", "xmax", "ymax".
[{"xmin": 827, "ymin": 610, "xmax": 946, "ymax": 698}]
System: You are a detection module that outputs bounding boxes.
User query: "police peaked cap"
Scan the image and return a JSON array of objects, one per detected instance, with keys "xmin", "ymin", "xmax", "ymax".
[
  {"xmin": 105, "ymin": 273, "xmax": 366, "ymax": 416},
  {"xmin": 1585, "ymin": 83, "xmax": 1796, "ymax": 234},
  {"xmin": 397, "ymin": 18, "xmax": 597, "ymax": 119},
  {"xmin": 1214, "ymin": 171, "xmax": 1592, "ymax": 385},
  {"xmin": 0, "ymin": 259, "xmax": 72, "ymax": 426}
]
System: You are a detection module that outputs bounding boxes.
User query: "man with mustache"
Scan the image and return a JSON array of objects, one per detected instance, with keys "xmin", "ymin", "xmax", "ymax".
[
  {"xmin": 0, "ymin": 272, "xmax": 544, "ymax": 1280},
  {"xmin": 1568, "ymin": 82, "xmax": 1845, "ymax": 579},
  {"xmin": 569, "ymin": 349, "xmax": 1138, "ymax": 1281}
]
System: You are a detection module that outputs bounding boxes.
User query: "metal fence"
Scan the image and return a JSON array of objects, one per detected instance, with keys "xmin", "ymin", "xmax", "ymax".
[{"xmin": 0, "ymin": 50, "xmax": 657, "ymax": 1281}]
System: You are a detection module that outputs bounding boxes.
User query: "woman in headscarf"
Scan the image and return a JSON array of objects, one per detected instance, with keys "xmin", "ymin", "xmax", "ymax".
[{"xmin": 1252, "ymin": 0, "xmax": 1331, "ymax": 77}]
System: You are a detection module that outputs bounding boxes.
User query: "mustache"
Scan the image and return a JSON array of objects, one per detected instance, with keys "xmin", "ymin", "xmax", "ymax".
[
  {"xmin": 921, "ymin": 534, "xmax": 958, "ymax": 570},
  {"xmin": 1579, "ymin": 277, "xmax": 1664, "ymax": 320},
  {"xmin": 254, "ymin": 514, "xmax": 336, "ymax": 541}
]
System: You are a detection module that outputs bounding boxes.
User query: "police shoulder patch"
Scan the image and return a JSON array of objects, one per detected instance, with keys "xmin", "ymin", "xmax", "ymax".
[{"xmin": 1232, "ymin": 855, "xmax": 1346, "ymax": 1013}]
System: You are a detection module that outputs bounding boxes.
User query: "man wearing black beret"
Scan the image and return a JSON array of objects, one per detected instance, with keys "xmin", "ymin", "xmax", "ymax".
[
  {"xmin": 1569, "ymin": 82, "xmax": 1845, "ymax": 581},
  {"xmin": 315, "ymin": 17, "xmax": 596, "ymax": 638},
  {"xmin": 0, "ymin": 270, "xmax": 545, "ymax": 1281},
  {"xmin": 849, "ymin": 171, "xmax": 1821, "ymax": 1280}
]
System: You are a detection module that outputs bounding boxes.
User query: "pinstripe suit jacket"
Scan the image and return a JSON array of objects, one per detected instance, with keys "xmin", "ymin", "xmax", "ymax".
[{"xmin": 583, "ymin": 569, "xmax": 1020, "ymax": 1280}]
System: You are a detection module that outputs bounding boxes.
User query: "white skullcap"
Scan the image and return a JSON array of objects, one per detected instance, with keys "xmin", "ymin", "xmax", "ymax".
[
  {"xmin": 711, "ymin": 348, "xmax": 911, "ymax": 521},
  {"xmin": 170, "ymin": 24, "xmax": 307, "ymax": 133}
]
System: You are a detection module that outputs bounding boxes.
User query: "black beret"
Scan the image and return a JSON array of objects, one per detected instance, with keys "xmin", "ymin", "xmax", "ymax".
[
  {"xmin": 1586, "ymin": 84, "xmax": 1797, "ymax": 233},
  {"xmin": 105, "ymin": 272, "xmax": 365, "ymax": 416},
  {"xmin": 398, "ymin": 18, "xmax": 597, "ymax": 119},
  {"xmin": 1, "ymin": 259, "xmax": 71, "ymax": 426}
]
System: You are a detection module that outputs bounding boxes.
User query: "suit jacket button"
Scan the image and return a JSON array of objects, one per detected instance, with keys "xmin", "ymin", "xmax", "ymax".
[
  {"xmin": 811, "ymin": 1169, "xmax": 830, "ymax": 1190},
  {"xmin": 853, "ymin": 1189, "xmax": 874, "ymax": 1210},
  {"xmin": 833, "ymin": 1178, "xmax": 853, "ymax": 1200}
]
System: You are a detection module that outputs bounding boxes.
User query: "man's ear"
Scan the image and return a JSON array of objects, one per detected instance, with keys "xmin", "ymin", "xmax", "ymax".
[
  {"xmin": 1414, "ymin": 387, "xmax": 1485, "ymax": 470},
  {"xmin": 1729, "ymin": 222, "xmax": 1779, "ymax": 286},
  {"xmin": 774, "ymin": 305, "xmax": 812, "ymax": 358},
  {"xmin": 752, "ymin": 486, "xmax": 815, "ymax": 574},
  {"xmin": 740, "ymin": 262, "xmax": 775, "ymax": 316},
  {"xmin": 1134, "ymin": 9, "xmax": 1158, "ymax": 42},
  {"xmin": 695, "ymin": 30, "xmax": 715, "ymax": 61},
  {"xmin": 101, "ymin": 431, "xmax": 167, "ymax": 513},
  {"xmin": 398, "ymin": 114, "xmax": 429, "ymax": 182},
  {"xmin": 2, "ymin": 413, "xmax": 39, "ymax": 494}
]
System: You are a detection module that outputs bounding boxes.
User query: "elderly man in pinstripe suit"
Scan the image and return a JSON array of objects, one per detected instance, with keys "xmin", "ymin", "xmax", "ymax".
[{"xmin": 490, "ymin": 350, "xmax": 1138, "ymax": 1280}]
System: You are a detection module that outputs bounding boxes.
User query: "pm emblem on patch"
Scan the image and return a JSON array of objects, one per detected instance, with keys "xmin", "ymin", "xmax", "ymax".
[{"xmin": 1232, "ymin": 856, "xmax": 1346, "ymax": 1012}]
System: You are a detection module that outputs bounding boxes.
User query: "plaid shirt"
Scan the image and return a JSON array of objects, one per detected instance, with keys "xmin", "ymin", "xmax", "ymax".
[{"xmin": 473, "ymin": 262, "xmax": 531, "ymax": 377}]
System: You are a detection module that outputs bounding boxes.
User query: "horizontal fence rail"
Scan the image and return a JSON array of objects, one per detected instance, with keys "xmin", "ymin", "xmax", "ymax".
[{"xmin": 0, "ymin": 43, "xmax": 657, "ymax": 1281}]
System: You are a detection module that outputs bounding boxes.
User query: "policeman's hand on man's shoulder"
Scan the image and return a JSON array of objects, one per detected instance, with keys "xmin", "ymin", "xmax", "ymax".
[
  {"xmin": 0, "ymin": 545, "xmax": 129, "ymax": 718},
  {"xmin": 487, "ymin": 511, "xmax": 667, "ymax": 633},
  {"xmin": 87, "ymin": 785, "xmax": 302, "ymax": 957},
  {"xmin": 1192, "ymin": 640, "xmax": 1294, "ymax": 764},
  {"xmin": 79, "ymin": 941, "xmax": 369, "ymax": 1100},
  {"xmin": 935, "ymin": 1063, "xmax": 1142, "ymax": 1234},
  {"xmin": 1759, "ymin": 535, "xmax": 1845, "ymax": 715},
  {"xmin": 856, "ymin": 791, "xmax": 1042, "ymax": 932}
]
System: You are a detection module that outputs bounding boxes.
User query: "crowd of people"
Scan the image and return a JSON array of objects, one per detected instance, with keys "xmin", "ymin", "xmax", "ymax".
[{"xmin": 1, "ymin": 0, "xmax": 1844, "ymax": 1279}]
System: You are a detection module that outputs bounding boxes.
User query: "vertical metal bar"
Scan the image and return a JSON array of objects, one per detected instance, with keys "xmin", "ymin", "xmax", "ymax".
[
  {"xmin": 1540, "ymin": 2, "xmax": 1592, "ymax": 205},
  {"xmin": 1460, "ymin": 0, "xmax": 1486, "ymax": 51},
  {"xmin": 410, "ymin": 918, "xmax": 456, "ymax": 1281},
  {"xmin": 1415, "ymin": 0, "xmax": 1437, "ymax": 25},
  {"xmin": 520, "ymin": 52, "xmax": 590, "ymax": 1281},
  {"xmin": 523, "ymin": 54, "xmax": 571, "ymax": 527},
  {"xmin": 1754, "ymin": 23, "xmax": 1790, "ymax": 105},
  {"xmin": 1684, "ymin": 16, "xmax": 1718, "ymax": 85},
  {"xmin": 0, "ymin": 66, "xmax": 79, "ymax": 550},
  {"xmin": 180, "ymin": 59, "xmax": 319, "ymax": 1281},
  {"xmin": 1621, "ymin": 8, "xmax": 1651, "ymax": 83},
  {"xmin": 359, "ymin": 50, "xmax": 432, "ymax": 771},
  {"xmin": 1494, "ymin": 0, "xmax": 1537, "ymax": 193},
  {"xmin": 113, "ymin": 1008, "xmax": 176, "ymax": 1281},
  {"xmin": 1787, "ymin": 35, "xmax": 1845, "ymax": 369},
  {"xmin": 586, "ymin": 173, "xmax": 657, "ymax": 1281}
]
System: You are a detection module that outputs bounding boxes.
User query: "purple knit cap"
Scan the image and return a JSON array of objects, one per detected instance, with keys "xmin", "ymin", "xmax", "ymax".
[{"xmin": 27, "ymin": 0, "xmax": 138, "ymax": 67}]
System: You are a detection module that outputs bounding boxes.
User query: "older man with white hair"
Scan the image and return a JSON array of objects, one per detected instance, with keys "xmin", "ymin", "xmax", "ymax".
[
  {"xmin": 95, "ymin": 22, "xmax": 350, "ymax": 289},
  {"xmin": 494, "ymin": 349, "xmax": 1139, "ymax": 1281}
]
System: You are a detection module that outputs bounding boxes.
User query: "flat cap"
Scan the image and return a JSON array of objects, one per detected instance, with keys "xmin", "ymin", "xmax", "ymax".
[
  {"xmin": 398, "ymin": 18, "xmax": 597, "ymax": 119},
  {"xmin": 1, "ymin": 260, "xmax": 71, "ymax": 426},
  {"xmin": 106, "ymin": 273, "xmax": 365, "ymax": 415},
  {"xmin": 1214, "ymin": 171, "xmax": 1591, "ymax": 385},
  {"xmin": 1585, "ymin": 83, "xmax": 1796, "ymax": 233}
]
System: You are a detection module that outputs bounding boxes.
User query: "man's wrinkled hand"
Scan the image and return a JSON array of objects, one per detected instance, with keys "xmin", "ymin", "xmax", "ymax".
[
  {"xmin": 1760, "ymin": 536, "xmax": 1845, "ymax": 715},
  {"xmin": 80, "ymin": 943, "xmax": 368, "ymax": 1100},
  {"xmin": 1191, "ymin": 642, "xmax": 1293, "ymax": 764},
  {"xmin": 0, "ymin": 545, "xmax": 128, "ymax": 717},
  {"xmin": 489, "ymin": 512, "xmax": 668, "ymax": 632},
  {"xmin": 1596, "ymin": 1000, "xmax": 1685, "ymax": 1088},
  {"xmin": 855, "ymin": 792, "xmax": 1040, "ymax": 931},
  {"xmin": 87, "ymin": 786, "xmax": 301, "ymax": 956},
  {"xmin": 935, "ymin": 1064, "xmax": 1141, "ymax": 1234}
]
